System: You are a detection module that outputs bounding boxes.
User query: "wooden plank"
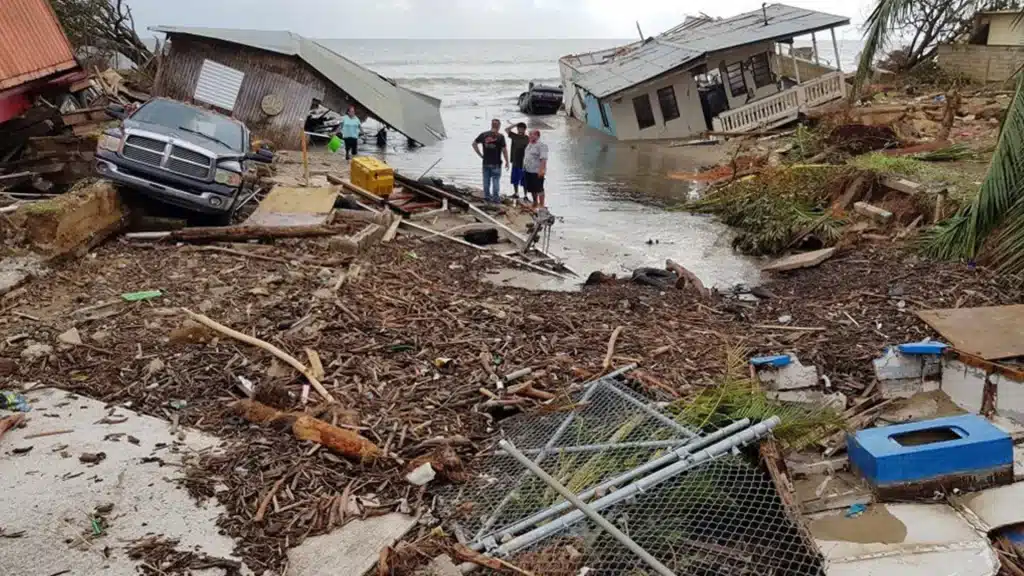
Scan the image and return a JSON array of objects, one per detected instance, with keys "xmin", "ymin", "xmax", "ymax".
[
  {"xmin": 762, "ymin": 248, "xmax": 836, "ymax": 273},
  {"xmin": 245, "ymin": 185, "xmax": 339, "ymax": 227},
  {"xmin": 918, "ymin": 305, "xmax": 1024, "ymax": 360}
]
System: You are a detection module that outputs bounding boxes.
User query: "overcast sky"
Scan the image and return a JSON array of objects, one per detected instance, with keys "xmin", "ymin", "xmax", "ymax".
[{"xmin": 128, "ymin": 0, "xmax": 875, "ymax": 40}]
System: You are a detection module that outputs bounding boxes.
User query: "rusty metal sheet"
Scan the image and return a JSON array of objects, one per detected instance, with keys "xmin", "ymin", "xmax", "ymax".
[
  {"xmin": 918, "ymin": 305, "xmax": 1024, "ymax": 360},
  {"xmin": 245, "ymin": 185, "xmax": 338, "ymax": 227},
  {"xmin": 0, "ymin": 0, "xmax": 79, "ymax": 91}
]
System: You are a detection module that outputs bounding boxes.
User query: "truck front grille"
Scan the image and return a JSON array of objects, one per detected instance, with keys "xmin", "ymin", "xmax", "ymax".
[
  {"xmin": 123, "ymin": 135, "xmax": 166, "ymax": 168},
  {"xmin": 121, "ymin": 135, "xmax": 213, "ymax": 180},
  {"xmin": 168, "ymin": 146, "xmax": 212, "ymax": 180}
]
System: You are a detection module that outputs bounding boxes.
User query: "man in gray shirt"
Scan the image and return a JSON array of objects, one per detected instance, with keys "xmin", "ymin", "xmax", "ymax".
[{"xmin": 522, "ymin": 129, "xmax": 549, "ymax": 208}]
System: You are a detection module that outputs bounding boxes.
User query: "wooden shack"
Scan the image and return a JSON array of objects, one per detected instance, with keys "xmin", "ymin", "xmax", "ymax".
[{"xmin": 151, "ymin": 27, "xmax": 446, "ymax": 150}]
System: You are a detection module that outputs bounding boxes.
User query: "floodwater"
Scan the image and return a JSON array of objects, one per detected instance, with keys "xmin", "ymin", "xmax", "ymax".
[{"xmin": 322, "ymin": 39, "xmax": 764, "ymax": 289}]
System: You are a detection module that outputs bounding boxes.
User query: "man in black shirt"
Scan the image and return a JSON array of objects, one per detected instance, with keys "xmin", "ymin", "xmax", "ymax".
[
  {"xmin": 472, "ymin": 119, "xmax": 509, "ymax": 203},
  {"xmin": 505, "ymin": 122, "xmax": 528, "ymax": 199}
]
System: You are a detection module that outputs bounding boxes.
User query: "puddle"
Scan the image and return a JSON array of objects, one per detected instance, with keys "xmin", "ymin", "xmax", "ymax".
[
  {"xmin": 484, "ymin": 268, "xmax": 579, "ymax": 292},
  {"xmin": 809, "ymin": 505, "xmax": 909, "ymax": 544}
]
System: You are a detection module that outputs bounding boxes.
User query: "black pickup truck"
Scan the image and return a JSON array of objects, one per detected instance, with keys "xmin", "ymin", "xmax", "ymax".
[{"xmin": 95, "ymin": 98, "xmax": 272, "ymax": 223}]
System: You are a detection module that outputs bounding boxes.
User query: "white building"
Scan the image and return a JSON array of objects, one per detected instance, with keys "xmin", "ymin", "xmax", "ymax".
[{"xmin": 559, "ymin": 4, "xmax": 850, "ymax": 140}]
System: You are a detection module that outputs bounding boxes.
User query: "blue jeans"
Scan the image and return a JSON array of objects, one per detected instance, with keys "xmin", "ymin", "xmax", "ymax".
[{"xmin": 482, "ymin": 165, "xmax": 501, "ymax": 202}]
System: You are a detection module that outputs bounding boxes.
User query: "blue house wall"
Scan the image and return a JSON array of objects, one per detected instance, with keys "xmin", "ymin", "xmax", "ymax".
[{"xmin": 583, "ymin": 93, "xmax": 616, "ymax": 137}]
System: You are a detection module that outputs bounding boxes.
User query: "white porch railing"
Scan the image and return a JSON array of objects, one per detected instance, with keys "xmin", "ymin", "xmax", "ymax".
[{"xmin": 712, "ymin": 72, "xmax": 845, "ymax": 134}]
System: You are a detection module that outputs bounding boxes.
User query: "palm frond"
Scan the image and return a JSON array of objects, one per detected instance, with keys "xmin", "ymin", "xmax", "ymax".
[
  {"xmin": 852, "ymin": 0, "xmax": 925, "ymax": 100},
  {"xmin": 923, "ymin": 73, "xmax": 1024, "ymax": 269}
]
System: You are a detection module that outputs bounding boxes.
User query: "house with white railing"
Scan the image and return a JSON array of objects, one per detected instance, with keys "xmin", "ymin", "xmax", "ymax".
[{"xmin": 558, "ymin": 4, "xmax": 850, "ymax": 140}]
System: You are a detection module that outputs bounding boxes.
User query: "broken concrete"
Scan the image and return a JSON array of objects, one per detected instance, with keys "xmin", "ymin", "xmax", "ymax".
[
  {"xmin": 0, "ymin": 388, "xmax": 244, "ymax": 576},
  {"xmin": 285, "ymin": 513, "xmax": 416, "ymax": 576},
  {"xmin": 757, "ymin": 355, "xmax": 819, "ymax": 391},
  {"xmin": 761, "ymin": 247, "xmax": 837, "ymax": 273}
]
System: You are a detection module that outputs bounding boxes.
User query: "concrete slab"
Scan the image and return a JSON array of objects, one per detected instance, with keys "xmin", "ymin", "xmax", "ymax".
[
  {"xmin": 758, "ymin": 355, "xmax": 819, "ymax": 391},
  {"xmin": 286, "ymin": 513, "xmax": 416, "ymax": 576},
  {"xmin": 957, "ymin": 481, "xmax": 1024, "ymax": 532},
  {"xmin": 762, "ymin": 248, "xmax": 837, "ymax": 272},
  {"xmin": 812, "ymin": 503, "xmax": 997, "ymax": 576},
  {"xmin": 0, "ymin": 389, "xmax": 245, "ymax": 576}
]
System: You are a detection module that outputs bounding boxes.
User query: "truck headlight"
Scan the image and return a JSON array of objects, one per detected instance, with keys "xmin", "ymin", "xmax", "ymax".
[
  {"xmin": 214, "ymin": 169, "xmax": 242, "ymax": 187},
  {"xmin": 97, "ymin": 134, "xmax": 121, "ymax": 152}
]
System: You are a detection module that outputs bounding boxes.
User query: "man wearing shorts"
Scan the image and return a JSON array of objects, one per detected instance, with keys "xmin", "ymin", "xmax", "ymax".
[
  {"xmin": 506, "ymin": 122, "xmax": 528, "ymax": 198},
  {"xmin": 522, "ymin": 129, "xmax": 548, "ymax": 208}
]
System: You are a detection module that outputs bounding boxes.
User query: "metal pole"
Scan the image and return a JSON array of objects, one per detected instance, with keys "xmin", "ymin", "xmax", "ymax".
[
  {"xmin": 473, "ymin": 418, "xmax": 752, "ymax": 549},
  {"xmin": 500, "ymin": 440, "xmax": 679, "ymax": 576},
  {"xmin": 791, "ymin": 45, "xmax": 801, "ymax": 84},
  {"xmin": 831, "ymin": 28, "xmax": 842, "ymax": 73},
  {"xmin": 519, "ymin": 438, "xmax": 690, "ymax": 456},
  {"xmin": 811, "ymin": 33, "xmax": 820, "ymax": 65},
  {"xmin": 471, "ymin": 365, "xmax": 636, "ymax": 540},
  {"xmin": 598, "ymin": 381, "xmax": 698, "ymax": 438},
  {"xmin": 493, "ymin": 417, "xmax": 781, "ymax": 557}
]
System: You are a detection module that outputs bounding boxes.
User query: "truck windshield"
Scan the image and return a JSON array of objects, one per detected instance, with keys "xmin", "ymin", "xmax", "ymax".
[{"xmin": 131, "ymin": 100, "xmax": 244, "ymax": 151}]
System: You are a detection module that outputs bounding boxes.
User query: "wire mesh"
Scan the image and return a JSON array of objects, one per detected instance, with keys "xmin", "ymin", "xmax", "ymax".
[
  {"xmin": 439, "ymin": 373, "xmax": 697, "ymax": 543},
  {"xmin": 439, "ymin": 371, "xmax": 825, "ymax": 575},
  {"xmin": 507, "ymin": 455, "xmax": 826, "ymax": 576}
]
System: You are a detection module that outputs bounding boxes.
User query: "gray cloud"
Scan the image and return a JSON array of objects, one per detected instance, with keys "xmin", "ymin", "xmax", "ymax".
[{"xmin": 127, "ymin": 0, "xmax": 869, "ymax": 40}]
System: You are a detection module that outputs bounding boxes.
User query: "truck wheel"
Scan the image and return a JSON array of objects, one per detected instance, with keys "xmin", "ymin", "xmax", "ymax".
[{"xmin": 56, "ymin": 93, "xmax": 82, "ymax": 114}]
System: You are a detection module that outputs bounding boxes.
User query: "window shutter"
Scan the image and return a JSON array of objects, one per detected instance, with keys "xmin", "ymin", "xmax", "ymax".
[{"xmin": 194, "ymin": 59, "xmax": 245, "ymax": 112}]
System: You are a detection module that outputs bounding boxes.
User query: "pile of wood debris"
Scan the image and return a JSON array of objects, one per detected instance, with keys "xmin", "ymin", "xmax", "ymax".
[{"xmin": 0, "ymin": 212, "xmax": 1020, "ymax": 571}]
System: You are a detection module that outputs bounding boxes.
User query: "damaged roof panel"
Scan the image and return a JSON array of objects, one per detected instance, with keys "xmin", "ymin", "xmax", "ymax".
[
  {"xmin": 150, "ymin": 26, "xmax": 446, "ymax": 145},
  {"xmin": 575, "ymin": 3, "xmax": 849, "ymax": 98}
]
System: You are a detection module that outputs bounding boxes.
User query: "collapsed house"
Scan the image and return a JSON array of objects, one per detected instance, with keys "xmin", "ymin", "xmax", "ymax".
[
  {"xmin": 558, "ymin": 4, "xmax": 849, "ymax": 140},
  {"xmin": 937, "ymin": 10, "xmax": 1024, "ymax": 83},
  {"xmin": 149, "ymin": 26, "xmax": 446, "ymax": 149}
]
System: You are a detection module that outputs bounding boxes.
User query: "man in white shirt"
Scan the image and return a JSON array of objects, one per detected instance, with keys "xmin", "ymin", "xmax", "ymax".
[{"xmin": 522, "ymin": 129, "xmax": 548, "ymax": 208}]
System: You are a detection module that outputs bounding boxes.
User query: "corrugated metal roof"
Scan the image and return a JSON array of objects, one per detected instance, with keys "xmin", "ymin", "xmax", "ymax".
[
  {"xmin": 0, "ymin": 0, "xmax": 79, "ymax": 91},
  {"xmin": 151, "ymin": 26, "xmax": 446, "ymax": 145},
  {"xmin": 575, "ymin": 3, "xmax": 850, "ymax": 98}
]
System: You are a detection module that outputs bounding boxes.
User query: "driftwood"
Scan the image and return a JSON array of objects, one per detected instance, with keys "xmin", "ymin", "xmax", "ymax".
[
  {"xmin": 182, "ymin": 308, "xmax": 336, "ymax": 403},
  {"xmin": 231, "ymin": 399, "xmax": 379, "ymax": 460},
  {"xmin": 666, "ymin": 259, "xmax": 710, "ymax": 299},
  {"xmin": 603, "ymin": 326, "xmax": 624, "ymax": 370},
  {"xmin": 0, "ymin": 413, "xmax": 25, "ymax": 442},
  {"xmin": 127, "ymin": 224, "xmax": 348, "ymax": 243}
]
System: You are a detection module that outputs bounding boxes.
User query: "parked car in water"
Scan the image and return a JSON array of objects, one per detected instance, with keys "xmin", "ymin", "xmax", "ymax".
[
  {"xmin": 94, "ymin": 98, "xmax": 272, "ymax": 224},
  {"xmin": 518, "ymin": 82, "xmax": 563, "ymax": 115}
]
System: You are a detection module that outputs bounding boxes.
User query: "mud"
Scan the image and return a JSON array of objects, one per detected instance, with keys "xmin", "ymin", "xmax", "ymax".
[{"xmin": 809, "ymin": 505, "xmax": 909, "ymax": 544}]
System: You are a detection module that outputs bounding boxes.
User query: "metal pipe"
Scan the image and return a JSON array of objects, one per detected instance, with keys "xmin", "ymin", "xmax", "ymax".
[
  {"xmin": 471, "ymin": 366, "xmax": 635, "ymax": 540},
  {"xmin": 831, "ymin": 28, "xmax": 842, "ymax": 73},
  {"xmin": 598, "ymin": 380, "xmax": 698, "ymax": 438},
  {"xmin": 519, "ymin": 438, "xmax": 690, "ymax": 455},
  {"xmin": 473, "ymin": 418, "xmax": 752, "ymax": 549},
  {"xmin": 501, "ymin": 439, "xmax": 679, "ymax": 576},
  {"xmin": 493, "ymin": 417, "xmax": 781, "ymax": 557}
]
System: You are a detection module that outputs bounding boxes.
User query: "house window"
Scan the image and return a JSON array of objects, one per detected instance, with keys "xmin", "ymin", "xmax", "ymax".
[
  {"xmin": 657, "ymin": 86, "xmax": 680, "ymax": 122},
  {"xmin": 598, "ymin": 99, "xmax": 610, "ymax": 128},
  {"xmin": 750, "ymin": 52, "xmax": 774, "ymax": 88},
  {"xmin": 724, "ymin": 61, "xmax": 747, "ymax": 98},
  {"xmin": 633, "ymin": 94, "xmax": 655, "ymax": 130}
]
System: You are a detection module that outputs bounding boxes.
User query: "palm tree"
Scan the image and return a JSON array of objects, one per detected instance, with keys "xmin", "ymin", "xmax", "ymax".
[{"xmin": 854, "ymin": 0, "xmax": 1024, "ymax": 271}]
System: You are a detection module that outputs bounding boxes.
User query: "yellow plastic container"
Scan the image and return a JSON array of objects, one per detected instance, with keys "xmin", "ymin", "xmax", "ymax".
[{"xmin": 350, "ymin": 156, "xmax": 394, "ymax": 198}]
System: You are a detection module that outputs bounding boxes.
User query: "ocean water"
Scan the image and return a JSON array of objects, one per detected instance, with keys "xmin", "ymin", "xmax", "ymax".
[{"xmin": 317, "ymin": 39, "xmax": 862, "ymax": 288}]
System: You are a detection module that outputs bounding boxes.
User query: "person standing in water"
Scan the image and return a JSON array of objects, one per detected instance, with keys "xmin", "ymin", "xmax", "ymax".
[
  {"xmin": 340, "ymin": 105, "xmax": 362, "ymax": 160},
  {"xmin": 505, "ymin": 122, "xmax": 528, "ymax": 199},
  {"xmin": 472, "ymin": 119, "xmax": 509, "ymax": 204},
  {"xmin": 522, "ymin": 129, "xmax": 548, "ymax": 208}
]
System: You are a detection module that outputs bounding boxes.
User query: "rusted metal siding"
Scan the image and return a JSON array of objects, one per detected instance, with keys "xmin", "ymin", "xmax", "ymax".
[
  {"xmin": 0, "ymin": 0, "xmax": 79, "ymax": 90},
  {"xmin": 154, "ymin": 35, "xmax": 356, "ymax": 149}
]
